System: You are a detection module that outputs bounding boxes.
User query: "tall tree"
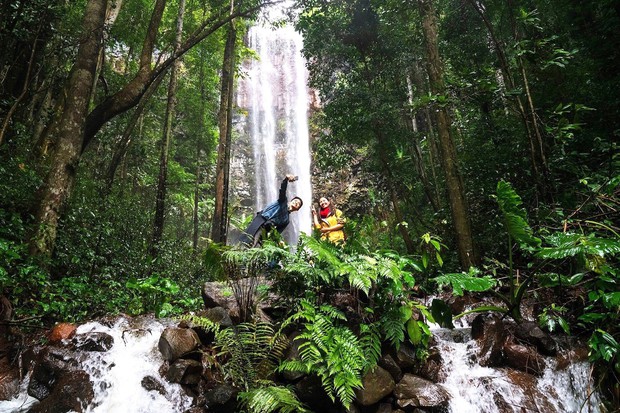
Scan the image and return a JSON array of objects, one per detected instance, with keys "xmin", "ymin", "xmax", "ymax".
[
  {"xmin": 28, "ymin": 0, "xmax": 268, "ymax": 257},
  {"xmin": 211, "ymin": 16, "xmax": 237, "ymax": 244},
  {"xmin": 417, "ymin": 0, "xmax": 477, "ymax": 269},
  {"xmin": 151, "ymin": 0, "xmax": 186, "ymax": 256},
  {"xmin": 29, "ymin": 0, "xmax": 108, "ymax": 257}
]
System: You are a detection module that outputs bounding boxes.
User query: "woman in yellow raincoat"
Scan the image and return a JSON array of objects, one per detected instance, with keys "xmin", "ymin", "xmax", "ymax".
[{"xmin": 311, "ymin": 197, "xmax": 346, "ymax": 244}]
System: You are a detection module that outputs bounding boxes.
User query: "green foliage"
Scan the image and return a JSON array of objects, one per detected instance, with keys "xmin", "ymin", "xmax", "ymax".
[
  {"xmin": 125, "ymin": 274, "xmax": 181, "ymax": 317},
  {"xmin": 216, "ymin": 321, "xmax": 290, "ymax": 390},
  {"xmin": 536, "ymin": 233, "xmax": 620, "ymax": 263},
  {"xmin": 433, "ymin": 267, "xmax": 497, "ymax": 296},
  {"xmin": 279, "ymin": 300, "xmax": 367, "ymax": 409},
  {"xmin": 495, "ymin": 180, "xmax": 541, "ymax": 249},
  {"xmin": 538, "ymin": 304, "xmax": 570, "ymax": 334},
  {"xmin": 238, "ymin": 385, "xmax": 311, "ymax": 413}
]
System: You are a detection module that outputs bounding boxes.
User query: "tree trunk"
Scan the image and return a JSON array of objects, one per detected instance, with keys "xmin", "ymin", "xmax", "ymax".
[
  {"xmin": 210, "ymin": 20, "xmax": 237, "ymax": 244},
  {"xmin": 106, "ymin": 71, "xmax": 166, "ymax": 188},
  {"xmin": 417, "ymin": 0, "xmax": 477, "ymax": 269},
  {"xmin": 29, "ymin": 0, "xmax": 108, "ymax": 258},
  {"xmin": 469, "ymin": 0, "xmax": 548, "ymax": 196},
  {"xmin": 193, "ymin": 41, "xmax": 210, "ymax": 251},
  {"xmin": 406, "ymin": 72, "xmax": 439, "ymax": 212},
  {"xmin": 150, "ymin": 0, "xmax": 186, "ymax": 256}
]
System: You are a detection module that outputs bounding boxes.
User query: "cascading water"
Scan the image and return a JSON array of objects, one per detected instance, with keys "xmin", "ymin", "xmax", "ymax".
[
  {"xmin": 77, "ymin": 318, "xmax": 192, "ymax": 412},
  {"xmin": 432, "ymin": 325, "xmax": 603, "ymax": 413},
  {"xmin": 236, "ymin": 2, "xmax": 313, "ymax": 244},
  {"xmin": 0, "ymin": 317, "xmax": 193, "ymax": 413}
]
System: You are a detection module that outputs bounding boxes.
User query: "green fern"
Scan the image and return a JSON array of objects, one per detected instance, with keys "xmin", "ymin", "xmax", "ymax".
[
  {"xmin": 215, "ymin": 321, "xmax": 289, "ymax": 390},
  {"xmin": 238, "ymin": 385, "xmax": 311, "ymax": 413},
  {"xmin": 279, "ymin": 300, "xmax": 367, "ymax": 409}
]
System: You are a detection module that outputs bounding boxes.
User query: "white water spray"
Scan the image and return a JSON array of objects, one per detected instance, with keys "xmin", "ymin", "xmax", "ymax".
[{"xmin": 78, "ymin": 317, "xmax": 192, "ymax": 412}]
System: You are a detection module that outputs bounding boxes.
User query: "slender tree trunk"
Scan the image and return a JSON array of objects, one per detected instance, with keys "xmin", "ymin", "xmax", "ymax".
[
  {"xmin": 106, "ymin": 71, "xmax": 166, "ymax": 187},
  {"xmin": 417, "ymin": 0, "xmax": 477, "ymax": 269},
  {"xmin": 150, "ymin": 0, "xmax": 186, "ymax": 256},
  {"xmin": 211, "ymin": 18, "xmax": 237, "ymax": 244},
  {"xmin": 0, "ymin": 29, "xmax": 39, "ymax": 146},
  {"xmin": 469, "ymin": 0, "xmax": 548, "ymax": 195},
  {"xmin": 406, "ymin": 73, "xmax": 439, "ymax": 212},
  {"xmin": 192, "ymin": 41, "xmax": 209, "ymax": 251},
  {"xmin": 28, "ymin": 0, "xmax": 108, "ymax": 257}
]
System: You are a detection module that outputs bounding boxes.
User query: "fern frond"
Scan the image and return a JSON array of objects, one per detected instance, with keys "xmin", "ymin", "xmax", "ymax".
[
  {"xmin": 380, "ymin": 306, "xmax": 406, "ymax": 348},
  {"xmin": 238, "ymin": 385, "xmax": 311, "ymax": 413},
  {"xmin": 180, "ymin": 314, "xmax": 221, "ymax": 334},
  {"xmin": 359, "ymin": 323, "xmax": 382, "ymax": 369}
]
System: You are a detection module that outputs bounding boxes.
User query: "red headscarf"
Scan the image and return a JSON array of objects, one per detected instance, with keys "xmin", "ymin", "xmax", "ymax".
[{"xmin": 319, "ymin": 206, "xmax": 331, "ymax": 219}]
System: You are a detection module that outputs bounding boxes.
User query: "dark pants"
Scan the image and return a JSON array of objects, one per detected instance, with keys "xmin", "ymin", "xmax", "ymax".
[{"xmin": 239, "ymin": 214, "xmax": 268, "ymax": 247}]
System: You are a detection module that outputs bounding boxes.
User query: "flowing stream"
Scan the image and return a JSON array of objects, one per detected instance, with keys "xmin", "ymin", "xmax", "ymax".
[
  {"xmin": 433, "ymin": 326, "xmax": 602, "ymax": 413},
  {"xmin": 0, "ymin": 317, "xmax": 192, "ymax": 413},
  {"xmin": 236, "ymin": 2, "xmax": 313, "ymax": 244},
  {"xmin": 0, "ymin": 316, "xmax": 604, "ymax": 412}
]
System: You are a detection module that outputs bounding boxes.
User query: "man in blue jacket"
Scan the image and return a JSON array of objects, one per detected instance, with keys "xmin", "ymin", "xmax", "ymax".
[{"xmin": 240, "ymin": 174, "xmax": 303, "ymax": 247}]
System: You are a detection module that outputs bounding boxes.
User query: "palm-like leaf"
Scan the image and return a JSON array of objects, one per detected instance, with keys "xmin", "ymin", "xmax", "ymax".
[
  {"xmin": 496, "ymin": 180, "xmax": 541, "ymax": 248},
  {"xmin": 536, "ymin": 232, "xmax": 620, "ymax": 259},
  {"xmin": 433, "ymin": 267, "xmax": 496, "ymax": 296}
]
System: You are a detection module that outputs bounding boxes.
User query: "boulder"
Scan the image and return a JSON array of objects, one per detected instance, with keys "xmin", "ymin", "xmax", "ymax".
[
  {"xmin": 204, "ymin": 383, "xmax": 239, "ymax": 413},
  {"xmin": 28, "ymin": 370, "xmax": 94, "ymax": 413},
  {"xmin": 204, "ymin": 307, "xmax": 233, "ymax": 328},
  {"xmin": 158, "ymin": 327, "xmax": 200, "ymax": 362},
  {"xmin": 415, "ymin": 347, "xmax": 444, "ymax": 383},
  {"xmin": 354, "ymin": 365, "xmax": 395, "ymax": 406},
  {"xmin": 394, "ymin": 343, "xmax": 417, "ymax": 370},
  {"xmin": 393, "ymin": 374, "xmax": 450, "ymax": 409},
  {"xmin": 48, "ymin": 323, "xmax": 77, "ymax": 344},
  {"xmin": 378, "ymin": 353, "xmax": 403, "ymax": 382},
  {"xmin": 166, "ymin": 359, "xmax": 203, "ymax": 385},
  {"xmin": 295, "ymin": 375, "xmax": 340, "ymax": 413},
  {"xmin": 26, "ymin": 346, "xmax": 81, "ymax": 400},
  {"xmin": 142, "ymin": 375, "xmax": 167, "ymax": 395},
  {"xmin": 202, "ymin": 282, "xmax": 235, "ymax": 310}
]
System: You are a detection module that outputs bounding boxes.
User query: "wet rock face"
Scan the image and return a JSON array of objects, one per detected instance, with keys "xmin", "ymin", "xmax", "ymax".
[
  {"xmin": 71, "ymin": 331, "xmax": 114, "ymax": 352},
  {"xmin": 393, "ymin": 374, "xmax": 450, "ymax": 409},
  {"xmin": 514, "ymin": 321, "xmax": 557, "ymax": 356},
  {"xmin": 503, "ymin": 341, "xmax": 546, "ymax": 376},
  {"xmin": 471, "ymin": 314, "xmax": 506, "ymax": 367},
  {"xmin": 28, "ymin": 370, "xmax": 94, "ymax": 413},
  {"xmin": 0, "ymin": 363, "xmax": 20, "ymax": 401}
]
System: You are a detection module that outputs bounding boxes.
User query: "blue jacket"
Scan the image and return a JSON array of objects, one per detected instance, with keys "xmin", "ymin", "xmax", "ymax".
[{"xmin": 259, "ymin": 178, "xmax": 291, "ymax": 232}]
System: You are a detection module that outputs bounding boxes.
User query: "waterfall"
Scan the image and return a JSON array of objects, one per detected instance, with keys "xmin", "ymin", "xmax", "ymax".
[{"xmin": 235, "ymin": 2, "xmax": 312, "ymax": 244}]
